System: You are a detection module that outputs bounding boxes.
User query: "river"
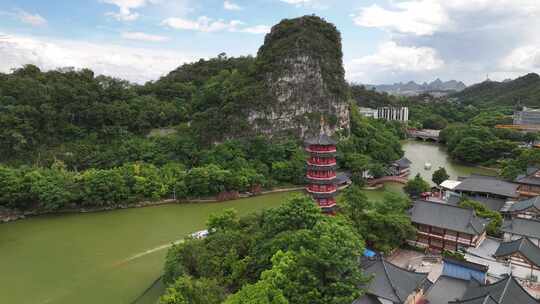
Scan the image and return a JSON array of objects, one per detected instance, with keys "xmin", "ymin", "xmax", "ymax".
[{"xmin": 0, "ymin": 140, "xmax": 494, "ymax": 304}]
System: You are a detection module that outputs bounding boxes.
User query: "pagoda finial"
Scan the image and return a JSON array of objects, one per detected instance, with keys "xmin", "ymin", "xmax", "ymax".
[{"xmin": 320, "ymin": 115, "xmax": 326, "ymax": 135}]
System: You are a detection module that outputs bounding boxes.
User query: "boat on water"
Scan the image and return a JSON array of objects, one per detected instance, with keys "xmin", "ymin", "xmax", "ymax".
[{"xmin": 424, "ymin": 162, "xmax": 432, "ymax": 170}]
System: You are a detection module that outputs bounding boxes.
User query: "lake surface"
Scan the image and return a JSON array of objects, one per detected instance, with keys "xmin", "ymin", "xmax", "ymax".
[
  {"xmin": 402, "ymin": 140, "xmax": 496, "ymax": 185},
  {"xmin": 0, "ymin": 140, "xmax": 494, "ymax": 304}
]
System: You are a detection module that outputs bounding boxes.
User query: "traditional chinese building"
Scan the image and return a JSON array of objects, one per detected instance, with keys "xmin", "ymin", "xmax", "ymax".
[
  {"xmin": 494, "ymin": 237, "xmax": 540, "ymax": 281},
  {"xmin": 408, "ymin": 200, "xmax": 488, "ymax": 252},
  {"xmin": 305, "ymin": 134, "xmax": 338, "ymax": 212},
  {"xmin": 507, "ymin": 196, "xmax": 540, "ymax": 220},
  {"xmin": 353, "ymin": 256, "xmax": 430, "ymax": 304},
  {"xmin": 516, "ymin": 167, "xmax": 540, "ymax": 197}
]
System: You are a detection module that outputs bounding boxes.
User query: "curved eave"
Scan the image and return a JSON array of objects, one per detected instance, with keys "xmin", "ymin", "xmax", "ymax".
[
  {"xmin": 307, "ymin": 164, "xmax": 338, "ymax": 171},
  {"xmin": 306, "ymin": 177, "xmax": 337, "ymax": 185}
]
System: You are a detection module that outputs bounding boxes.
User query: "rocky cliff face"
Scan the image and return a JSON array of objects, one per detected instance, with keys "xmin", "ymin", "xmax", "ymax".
[{"xmin": 249, "ymin": 16, "xmax": 350, "ymax": 138}]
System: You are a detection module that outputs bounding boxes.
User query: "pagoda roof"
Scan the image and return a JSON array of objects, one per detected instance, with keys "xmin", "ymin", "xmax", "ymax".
[{"xmin": 304, "ymin": 134, "xmax": 337, "ymax": 146}]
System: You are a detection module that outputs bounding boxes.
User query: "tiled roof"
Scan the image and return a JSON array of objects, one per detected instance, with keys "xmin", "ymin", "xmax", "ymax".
[
  {"xmin": 515, "ymin": 167, "xmax": 540, "ymax": 186},
  {"xmin": 409, "ymin": 200, "xmax": 487, "ymax": 235},
  {"xmin": 355, "ymin": 257, "xmax": 428, "ymax": 303},
  {"xmin": 508, "ymin": 196, "xmax": 540, "ymax": 212},
  {"xmin": 426, "ymin": 275, "xmax": 470, "ymax": 304},
  {"xmin": 501, "ymin": 218, "xmax": 540, "ymax": 240},
  {"xmin": 454, "ymin": 174, "xmax": 519, "ymax": 198},
  {"xmin": 450, "ymin": 276, "xmax": 539, "ymax": 304},
  {"xmin": 393, "ymin": 157, "xmax": 412, "ymax": 168},
  {"xmin": 494, "ymin": 237, "xmax": 540, "ymax": 267},
  {"xmin": 304, "ymin": 134, "xmax": 337, "ymax": 145}
]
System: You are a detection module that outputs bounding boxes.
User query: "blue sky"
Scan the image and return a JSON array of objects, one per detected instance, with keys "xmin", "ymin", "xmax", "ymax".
[{"xmin": 1, "ymin": 0, "xmax": 540, "ymax": 84}]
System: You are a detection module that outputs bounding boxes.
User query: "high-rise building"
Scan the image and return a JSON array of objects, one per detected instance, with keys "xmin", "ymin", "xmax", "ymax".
[
  {"xmin": 305, "ymin": 134, "xmax": 338, "ymax": 212},
  {"xmin": 377, "ymin": 107, "xmax": 409, "ymax": 122}
]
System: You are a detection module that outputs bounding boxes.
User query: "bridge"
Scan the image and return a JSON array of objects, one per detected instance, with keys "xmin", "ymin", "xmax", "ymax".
[
  {"xmin": 407, "ymin": 129, "xmax": 440, "ymax": 142},
  {"xmin": 367, "ymin": 176, "xmax": 409, "ymax": 186}
]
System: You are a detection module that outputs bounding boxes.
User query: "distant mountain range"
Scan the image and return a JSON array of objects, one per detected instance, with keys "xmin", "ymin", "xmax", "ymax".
[{"xmin": 366, "ymin": 79, "xmax": 467, "ymax": 96}]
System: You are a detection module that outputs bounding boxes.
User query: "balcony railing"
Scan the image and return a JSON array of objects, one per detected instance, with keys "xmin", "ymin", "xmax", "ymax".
[
  {"xmin": 306, "ymin": 146, "xmax": 337, "ymax": 153},
  {"xmin": 306, "ymin": 186, "xmax": 337, "ymax": 194},
  {"xmin": 306, "ymin": 173, "xmax": 337, "ymax": 180}
]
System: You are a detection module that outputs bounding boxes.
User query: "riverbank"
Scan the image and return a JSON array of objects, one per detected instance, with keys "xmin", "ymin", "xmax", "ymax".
[{"xmin": 0, "ymin": 186, "xmax": 306, "ymax": 224}]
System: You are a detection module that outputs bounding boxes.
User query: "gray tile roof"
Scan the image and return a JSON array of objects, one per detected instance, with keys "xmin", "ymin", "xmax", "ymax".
[
  {"xmin": 450, "ymin": 276, "xmax": 539, "ymax": 304},
  {"xmin": 454, "ymin": 174, "xmax": 519, "ymax": 198},
  {"xmin": 426, "ymin": 275, "xmax": 470, "ymax": 304},
  {"xmin": 450, "ymin": 294, "xmax": 499, "ymax": 304},
  {"xmin": 494, "ymin": 237, "xmax": 540, "ymax": 267},
  {"xmin": 352, "ymin": 294, "xmax": 382, "ymax": 304},
  {"xmin": 509, "ymin": 196, "xmax": 540, "ymax": 212},
  {"xmin": 515, "ymin": 167, "xmax": 540, "ymax": 186},
  {"xmin": 304, "ymin": 134, "xmax": 337, "ymax": 145},
  {"xmin": 393, "ymin": 157, "xmax": 411, "ymax": 168},
  {"xmin": 358, "ymin": 257, "xmax": 428, "ymax": 303},
  {"xmin": 467, "ymin": 196, "xmax": 507, "ymax": 212},
  {"xmin": 409, "ymin": 200, "xmax": 487, "ymax": 235},
  {"xmin": 501, "ymin": 218, "xmax": 540, "ymax": 240}
]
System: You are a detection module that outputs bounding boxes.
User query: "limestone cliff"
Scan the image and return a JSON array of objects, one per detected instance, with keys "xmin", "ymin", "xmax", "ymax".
[{"xmin": 250, "ymin": 16, "xmax": 350, "ymax": 138}]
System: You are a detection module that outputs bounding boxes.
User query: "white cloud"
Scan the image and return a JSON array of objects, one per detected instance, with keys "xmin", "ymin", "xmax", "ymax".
[
  {"xmin": 347, "ymin": 42, "xmax": 444, "ymax": 83},
  {"xmin": 501, "ymin": 46, "xmax": 540, "ymax": 72},
  {"xmin": 279, "ymin": 0, "xmax": 327, "ymax": 9},
  {"xmin": 224, "ymin": 0, "xmax": 242, "ymax": 11},
  {"xmin": 162, "ymin": 16, "xmax": 267, "ymax": 34},
  {"xmin": 0, "ymin": 33, "xmax": 196, "ymax": 83},
  {"xmin": 280, "ymin": 0, "xmax": 312, "ymax": 3},
  {"xmin": 353, "ymin": 42, "xmax": 443, "ymax": 72},
  {"xmin": 17, "ymin": 10, "xmax": 47, "ymax": 26},
  {"xmin": 121, "ymin": 31, "xmax": 169, "ymax": 42},
  {"xmin": 351, "ymin": 0, "xmax": 540, "ymax": 84},
  {"xmin": 101, "ymin": 0, "xmax": 154, "ymax": 21},
  {"xmin": 354, "ymin": 2, "xmax": 447, "ymax": 36},
  {"xmin": 354, "ymin": 0, "xmax": 540, "ymax": 36},
  {"xmin": 239, "ymin": 25, "xmax": 270, "ymax": 34}
]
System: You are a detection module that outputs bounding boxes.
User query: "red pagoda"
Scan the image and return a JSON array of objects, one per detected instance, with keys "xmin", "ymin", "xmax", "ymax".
[{"xmin": 305, "ymin": 134, "xmax": 338, "ymax": 212}]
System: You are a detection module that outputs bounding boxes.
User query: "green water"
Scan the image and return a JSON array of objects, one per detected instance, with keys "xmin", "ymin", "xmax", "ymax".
[
  {"xmin": 0, "ymin": 193, "xmax": 293, "ymax": 304},
  {"xmin": 402, "ymin": 140, "xmax": 497, "ymax": 185},
  {"xmin": 0, "ymin": 141, "xmax": 494, "ymax": 303}
]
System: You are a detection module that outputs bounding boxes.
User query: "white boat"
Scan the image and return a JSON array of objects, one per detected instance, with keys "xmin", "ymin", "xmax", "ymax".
[
  {"xmin": 190, "ymin": 230, "xmax": 209, "ymax": 239},
  {"xmin": 424, "ymin": 162, "xmax": 432, "ymax": 170}
]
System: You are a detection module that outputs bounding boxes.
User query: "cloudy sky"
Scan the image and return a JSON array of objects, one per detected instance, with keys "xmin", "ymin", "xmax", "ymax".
[{"xmin": 1, "ymin": 0, "xmax": 539, "ymax": 85}]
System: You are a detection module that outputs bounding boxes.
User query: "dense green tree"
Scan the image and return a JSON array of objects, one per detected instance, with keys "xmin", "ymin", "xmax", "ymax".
[
  {"xmin": 162, "ymin": 195, "xmax": 366, "ymax": 304},
  {"xmin": 27, "ymin": 168, "xmax": 78, "ymax": 210},
  {"xmin": 459, "ymin": 199, "xmax": 503, "ymax": 236},
  {"xmin": 432, "ymin": 167, "xmax": 449, "ymax": 186},
  {"xmin": 403, "ymin": 174, "xmax": 430, "ymax": 197},
  {"xmin": 452, "ymin": 137, "xmax": 486, "ymax": 163},
  {"xmin": 340, "ymin": 186, "xmax": 414, "ymax": 253},
  {"xmin": 79, "ymin": 168, "xmax": 129, "ymax": 206},
  {"xmin": 159, "ymin": 276, "xmax": 226, "ymax": 304},
  {"xmin": 225, "ymin": 280, "xmax": 288, "ymax": 304},
  {"xmin": 422, "ymin": 114, "xmax": 448, "ymax": 130}
]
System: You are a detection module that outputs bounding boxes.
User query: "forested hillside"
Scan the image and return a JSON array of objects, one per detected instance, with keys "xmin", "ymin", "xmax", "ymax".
[
  {"xmin": 0, "ymin": 15, "xmax": 405, "ymax": 214},
  {"xmin": 452, "ymin": 73, "xmax": 540, "ymax": 106}
]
